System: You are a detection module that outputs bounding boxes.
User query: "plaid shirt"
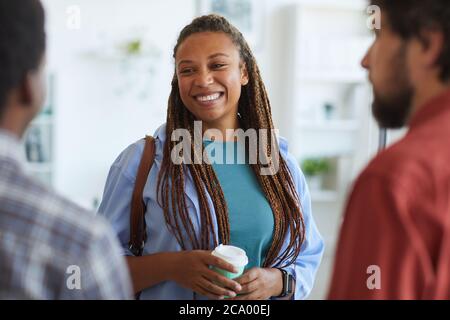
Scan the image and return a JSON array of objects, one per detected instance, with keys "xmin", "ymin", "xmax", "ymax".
[{"xmin": 0, "ymin": 130, "xmax": 132, "ymax": 299}]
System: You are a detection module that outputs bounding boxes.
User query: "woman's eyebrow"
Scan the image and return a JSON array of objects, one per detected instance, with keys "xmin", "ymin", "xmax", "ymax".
[
  {"xmin": 177, "ymin": 60, "xmax": 194, "ymax": 68},
  {"xmin": 208, "ymin": 53, "xmax": 229, "ymax": 59}
]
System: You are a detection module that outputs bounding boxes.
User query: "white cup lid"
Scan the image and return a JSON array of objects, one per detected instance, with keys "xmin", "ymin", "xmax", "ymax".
[{"xmin": 212, "ymin": 244, "xmax": 248, "ymax": 267}]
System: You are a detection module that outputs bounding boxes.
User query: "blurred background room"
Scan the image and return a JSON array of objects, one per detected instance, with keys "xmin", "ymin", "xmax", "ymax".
[{"xmin": 24, "ymin": 0, "xmax": 406, "ymax": 299}]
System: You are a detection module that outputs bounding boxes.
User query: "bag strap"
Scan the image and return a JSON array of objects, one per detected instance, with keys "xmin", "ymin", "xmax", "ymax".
[{"xmin": 129, "ymin": 135, "xmax": 156, "ymax": 257}]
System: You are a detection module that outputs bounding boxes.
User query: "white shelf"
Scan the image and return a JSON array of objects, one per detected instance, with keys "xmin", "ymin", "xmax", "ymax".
[
  {"xmin": 310, "ymin": 190, "xmax": 339, "ymax": 202},
  {"xmin": 26, "ymin": 162, "xmax": 53, "ymax": 172},
  {"xmin": 295, "ymin": 125, "xmax": 360, "ymax": 158},
  {"xmin": 297, "ymin": 75, "xmax": 366, "ymax": 85},
  {"xmin": 295, "ymin": 0, "xmax": 367, "ymax": 11},
  {"xmin": 297, "ymin": 120, "xmax": 360, "ymax": 131},
  {"xmin": 30, "ymin": 115, "xmax": 53, "ymax": 126},
  {"xmin": 300, "ymin": 151, "xmax": 354, "ymax": 159}
]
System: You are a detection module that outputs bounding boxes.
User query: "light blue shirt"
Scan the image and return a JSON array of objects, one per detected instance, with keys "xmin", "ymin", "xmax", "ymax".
[{"xmin": 98, "ymin": 123, "xmax": 324, "ymax": 300}]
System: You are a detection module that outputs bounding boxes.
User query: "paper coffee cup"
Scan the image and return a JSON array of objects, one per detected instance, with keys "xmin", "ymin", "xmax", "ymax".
[{"xmin": 211, "ymin": 244, "xmax": 248, "ymax": 279}]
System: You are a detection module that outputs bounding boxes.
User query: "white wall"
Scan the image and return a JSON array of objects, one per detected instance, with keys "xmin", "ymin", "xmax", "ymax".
[
  {"xmin": 42, "ymin": 0, "xmax": 195, "ymax": 208},
  {"xmin": 257, "ymin": 0, "xmax": 369, "ymax": 136}
]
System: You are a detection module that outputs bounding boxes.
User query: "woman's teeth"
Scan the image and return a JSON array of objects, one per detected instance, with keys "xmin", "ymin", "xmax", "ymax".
[{"xmin": 196, "ymin": 93, "xmax": 221, "ymax": 102}]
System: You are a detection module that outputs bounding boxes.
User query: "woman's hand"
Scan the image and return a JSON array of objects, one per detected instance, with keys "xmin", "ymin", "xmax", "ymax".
[
  {"xmin": 169, "ymin": 250, "xmax": 242, "ymax": 300},
  {"xmin": 231, "ymin": 268, "xmax": 283, "ymax": 300}
]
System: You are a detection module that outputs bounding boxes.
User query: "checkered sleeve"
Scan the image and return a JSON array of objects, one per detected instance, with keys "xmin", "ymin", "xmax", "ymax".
[{"xmin": 59, "ymin": 219, "xmax": 133, "ymax": 300}]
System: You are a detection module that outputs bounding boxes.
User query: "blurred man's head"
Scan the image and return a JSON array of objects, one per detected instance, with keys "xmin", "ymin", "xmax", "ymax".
[
  {"xmin": 362, "ymin": 0, "xmax": 450, "ymax": 129},
  {"xmin": 0, "ymin": 0, "xmax": 46, "ymax": 136}
]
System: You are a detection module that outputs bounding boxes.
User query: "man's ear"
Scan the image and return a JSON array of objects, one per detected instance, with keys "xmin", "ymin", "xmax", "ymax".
[
  {"xmin": 19, "ymin": 67, "xmax": 45, "ymax": 112},
  {"xmin": 18, "ymin": 73, "xmax": 35, "ymax": 107},
  {"xmin": 240, "ymin": 63, "xmax": 249, "ymax": 86},
  {"xmin": 419, "ymin": 29, "xmax": 444, "ymax": 70}
]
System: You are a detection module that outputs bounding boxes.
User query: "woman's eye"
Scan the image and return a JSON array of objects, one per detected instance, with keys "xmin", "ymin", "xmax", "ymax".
[
  {"xmin": 180, "ymin": 68, "xmax": 194, "ymax": 74},
  {"xmin": 212, "ymin": 64, "xmax": 226, "ymax": 69}
]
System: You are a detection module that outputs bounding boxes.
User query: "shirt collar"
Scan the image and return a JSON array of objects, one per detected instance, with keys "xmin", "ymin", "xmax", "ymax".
[
  {"xmin": 0, "ymin": 129, "xmax": 25, "ymax": 167},
  {"xmin": 152, "ymin": 123, "xmax": 167, "ymax": 142},
  {"xmin": 409, "ymin": 88, "xmax": 450, "ymax": 130}
]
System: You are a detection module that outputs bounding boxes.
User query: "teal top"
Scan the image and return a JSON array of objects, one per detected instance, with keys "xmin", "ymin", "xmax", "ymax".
[{"xmin": 204, "ymin": 139, "xmax": 275, "ymax": 269}]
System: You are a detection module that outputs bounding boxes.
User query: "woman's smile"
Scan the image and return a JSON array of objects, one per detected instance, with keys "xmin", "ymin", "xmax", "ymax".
[{"xmin": 192, "ymin": 92, "xmax": 225, "ymax": 108}]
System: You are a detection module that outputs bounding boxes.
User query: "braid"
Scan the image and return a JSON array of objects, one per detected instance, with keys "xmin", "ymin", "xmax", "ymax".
[{"xmin": 157, "ymin": 14, "xmax": 305, "ymax": 267}]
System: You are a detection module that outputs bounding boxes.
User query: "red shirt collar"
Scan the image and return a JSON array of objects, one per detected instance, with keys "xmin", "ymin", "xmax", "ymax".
[{"xmin": 409, "ymin": 88, "xmax": 450, "ymax": 130}]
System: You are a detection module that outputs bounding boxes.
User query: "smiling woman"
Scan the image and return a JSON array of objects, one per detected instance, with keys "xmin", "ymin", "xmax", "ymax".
[
  {"xmin": 175, "ymin": 32, "xmax": 248, "ymax": 134},
  {"xmin": 97, "ymin": 14, "xmax": 324, "ymax": 300}
]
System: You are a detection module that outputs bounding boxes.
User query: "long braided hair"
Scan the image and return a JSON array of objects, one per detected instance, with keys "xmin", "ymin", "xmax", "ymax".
[{"xmin": 157, "ymin": 14, "xmax": 305, "ymax": 268}]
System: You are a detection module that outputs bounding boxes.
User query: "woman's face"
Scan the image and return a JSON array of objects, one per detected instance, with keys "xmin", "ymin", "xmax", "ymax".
[{"xmin": 175, "ymin": 32, "xmax": 249, "ymax": 130}]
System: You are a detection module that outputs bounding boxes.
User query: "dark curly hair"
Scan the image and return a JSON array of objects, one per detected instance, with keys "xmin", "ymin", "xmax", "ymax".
[
  {"xmin": 0, "ymin": 0, "xmax": 46, "ymax": 115},
  {"xmin": 371, "ymin": 0, "xmax": 450, "ymax": 82}
]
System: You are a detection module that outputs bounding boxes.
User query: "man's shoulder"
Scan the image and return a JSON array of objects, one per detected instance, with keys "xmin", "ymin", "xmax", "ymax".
[
  {"xmin": 0, "ymin": 171, "xmax": 112, "ymax": 255},
  {"xmin": 37, "ymin": 190, "xmax": 113, "ymax": 252},
  {"xmin": 0, "ymin": 171, "xmax": 131, "ymax": 299},
  {"xmin": 360, "ymin": 135, "xmax": 432, "ymax": 188}
]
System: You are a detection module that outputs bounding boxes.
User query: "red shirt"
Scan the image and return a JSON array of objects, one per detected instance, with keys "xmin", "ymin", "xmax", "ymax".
[{"xmin": 328, "ymin": 89, "xmax": 450, "ymax": 299}]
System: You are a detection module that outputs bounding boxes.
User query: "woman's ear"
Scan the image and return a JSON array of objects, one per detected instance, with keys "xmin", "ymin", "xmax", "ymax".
[{"xmin": 240, "ymin": 63, "xmax": 249, "ymax": 86}]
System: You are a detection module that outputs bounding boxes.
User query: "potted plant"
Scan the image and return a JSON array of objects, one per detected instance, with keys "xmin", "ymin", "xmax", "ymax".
[{"xmin": 301, "ymin": 158, "xmax": 330, "ymax": 191}]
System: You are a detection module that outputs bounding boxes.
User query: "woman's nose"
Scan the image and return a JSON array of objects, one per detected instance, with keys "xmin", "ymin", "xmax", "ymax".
[{"xmin": 194, "ymin": 69, "xmax": 213, "ymax": 87}]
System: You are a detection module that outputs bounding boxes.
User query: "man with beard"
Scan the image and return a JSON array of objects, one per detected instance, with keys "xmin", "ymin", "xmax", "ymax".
[{"xmin": 328, "ymin": 0, "xmax": 450, "ymax": 299}]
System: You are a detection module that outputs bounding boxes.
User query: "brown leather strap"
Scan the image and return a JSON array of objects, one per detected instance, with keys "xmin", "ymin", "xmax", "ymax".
[{"xmin": 129, "ymin": 136, "xmax": 155, "ymax": 257}]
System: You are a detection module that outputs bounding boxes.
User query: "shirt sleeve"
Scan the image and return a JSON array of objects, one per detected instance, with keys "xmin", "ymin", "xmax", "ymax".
[
  {"xmin": 81, "ymin": 221, "xmax": 133, "ymax": 299},
  {"xmin": 327, "ymin": 171, "xmax": 427, "ymax": 299},
  {"xmin": 56, "ymin": 218, "xmax": 133, "ymax": 299},
  {"xmin": 277, "ymin": 152, "xmax": 325, "ymax": 300},
  {"xmin": 97, "ymin": 141, "xmax": 145, "ymax": 257}
]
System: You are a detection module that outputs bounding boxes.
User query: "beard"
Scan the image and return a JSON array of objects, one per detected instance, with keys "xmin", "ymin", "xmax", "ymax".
[{"xmin": 371, "ymin": 45, "xmax": 414, "ymax": 129}]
